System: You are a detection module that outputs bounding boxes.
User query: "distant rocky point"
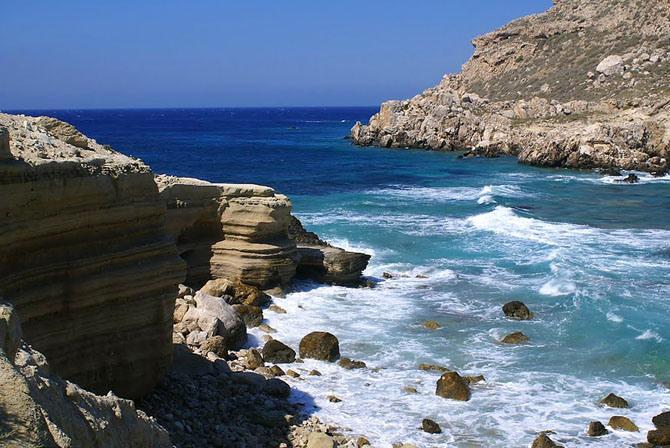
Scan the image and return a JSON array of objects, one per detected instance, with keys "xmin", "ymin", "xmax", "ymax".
[{"xmin": 351, "ymin": 0, "xmax": 670, "ymax": 173}]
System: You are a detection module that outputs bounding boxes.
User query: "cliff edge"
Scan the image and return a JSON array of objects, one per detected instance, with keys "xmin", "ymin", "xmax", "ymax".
[{"xmin": 351, "ymin": 0, "xmax": 670, "ymax": 173}]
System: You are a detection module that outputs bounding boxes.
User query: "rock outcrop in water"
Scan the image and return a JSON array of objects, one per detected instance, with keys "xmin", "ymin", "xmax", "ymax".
[
  {"xmin": 351, "ymin": 0, "xmax": 670, "ymax": 173},
  {"xmin": 0, "ymin": 113, "xmax": 185, "ymax": 399}
]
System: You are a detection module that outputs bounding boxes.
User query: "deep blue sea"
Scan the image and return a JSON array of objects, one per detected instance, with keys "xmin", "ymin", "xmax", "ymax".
[{"xmin": 13, "ymin": 107, "xmax": 670, "ymax": 447}]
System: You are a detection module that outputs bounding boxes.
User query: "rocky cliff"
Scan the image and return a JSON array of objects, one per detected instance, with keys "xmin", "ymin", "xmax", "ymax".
[
  {"xmin": 0, "ymin": 300, "xmax": 170, "ymax": 448},
  {"xmin": 0, "ymin": 113, "xmax": 185, "ymax": 399},
  {"xmin": 351, "ymin": 0, "xmax": 670, "ymax": 173}
]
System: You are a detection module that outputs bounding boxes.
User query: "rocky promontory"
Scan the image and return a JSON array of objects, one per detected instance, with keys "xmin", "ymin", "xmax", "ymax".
[
  {"xmin": 0, "ymin": 112, "xmax": 371, "ymax": 446},
  {"xmin": 351, "ymin": 0, "xmax": 670, "ymax": 173}
]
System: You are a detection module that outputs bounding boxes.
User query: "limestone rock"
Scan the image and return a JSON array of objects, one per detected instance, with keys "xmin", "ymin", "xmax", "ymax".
[
  {"xmin": 157, "ymin": 175, "xmax": 299, "ymax": 289},
  {"xmin": 295, "ymin": 244, "xmax": 371, "ymax": 286},
  {"xmin": 596, "ymin": 55, "xmax": 624, "ymax": 76},
  {"xmin": 588, "ymin": 421, "xmax": 608, "ymax": 437},
  {"xmin": 262, "ymin": 339, "xmax": 297, "ymax": 364},
  {"xmin": 307, "ymin": 432, "xmax": 335, "ymax": 448},
  {"xmin": 599, "ymin": 392, "xmax": 629, "ymax": 408},
  {"xmin": 350, "ymin": 1, "xmax": 670, "ymax": 174},
  {"xmin": 243, "ymin": 348, "xmax": 265, "ymax": 370},
  {"xmin": 299, "ymin": 332, "xmax": 340, "ymax": 362},
  {"xmin": 356, "ymin": 437, "xmax": 371, "ymax": 448},
  {"xmin": 419, "ymin": 363, "xmax": 450, "ymax": 372},
  {"xmin": 502, "ymin": 301, "xmax": 533, "ymax": 320},
  {"xmin": 0, "ymin": 113, "xmax": 185, "ymax": 399},
  {"xmin": 182, "ymin": 292, "xmax": 247, "ymax": 350},
  {"xmin": 435, "ymin": 371, "xmax": 470, "ymax": 401},
  {"xmin": 608, "ymin": 416, "xmax": 639, "ymax": 432},
  {"xmin": 0, "ymin": 126, "xmax": 11, "ymax": 161},
  {"xmin": 422, "ymin": 320, "xmax": 440, "ymax": 330}
]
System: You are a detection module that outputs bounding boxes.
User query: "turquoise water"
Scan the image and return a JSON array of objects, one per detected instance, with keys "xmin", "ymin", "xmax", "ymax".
[{"xmin": 18, "ymin": 108, "xmax": 670, "ymax": 447}]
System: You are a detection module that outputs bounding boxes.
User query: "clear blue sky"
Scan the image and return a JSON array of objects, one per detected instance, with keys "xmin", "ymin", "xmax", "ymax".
[{"xmin": 1, "ymin": 1, "xmax": 552, "ymax": 109}]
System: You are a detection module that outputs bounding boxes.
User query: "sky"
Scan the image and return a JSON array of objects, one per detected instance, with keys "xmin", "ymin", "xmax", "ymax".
[{"xmin": 1, "ymin": 1, "xmax": 552, "ymax": 109}]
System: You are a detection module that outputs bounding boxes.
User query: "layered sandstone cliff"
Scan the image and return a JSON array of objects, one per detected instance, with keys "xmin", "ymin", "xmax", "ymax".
[
  {"xmin": 351, "ymin": 0, "xmax": 670, "ymax": 173},
  {"xmin": 0, "ymin": 300, "xmax": 170, "ymax": 448},
  {"xmin": 0, "ymin": 113, "xmax": 185, "ymax": 399}
]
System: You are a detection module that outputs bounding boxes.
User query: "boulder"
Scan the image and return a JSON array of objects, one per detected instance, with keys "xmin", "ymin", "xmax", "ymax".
[
  {"xmin": 422, "ymin": 320, "xmax": 440, "ymax": 330},
  {"xmin": 502, "ymin": 301, "xmax": 533, "ymax": 320},
  {"xmin": 356, "ymin": 437, "xmax": 371, "ymax": 448},
  {"xmin": 531, "ymin": 433, "xmax": 561, "ymax": 447},
  {"xmin": 309, "ymin": 369, "xmax": 322, "ymax": 376},
  {"xmin": 231, "ymin": 304, "xmax": 263, "ymax": 328},
  {"xmin": 422, "ymin": 418, "xmax": 442, "ymax": 434},
  {"xmin": 337, "ymin": 358, "xmax": 366, "ymax": 370},
  {"xmin": 435, "ymin": 372, "xmax": 470, "ymax": 401},
  {"xmin": 199, "ymin": 336, "xmax": 228, "ymax": 358},
  {"xmin": 182, "ymin": 292, "xmax": 247, "ymax": 350},
  {"xmin": 608, "ymin": 416, "xmax": 638, "ymax": 432},
  {"xmin": 501, "ymin": 331, "xmax": 529, "ymax": 344},
  {"xmin": 262, "ymin": 339, "xmax": 296, "ymax": 364},
  {"xmin": 599, "ymin": 392, "xmax": 628, "ymax": 408},
  {"xmin": 263, "ymin": 378, "xmax": 291, "ymax": 398},
  {"xmin": 269, "ymin": 365, "xmax": 285, "ymax": 376},
  {"xmin": 299, "ymin": 332, "xmax": 340, "ymax": 362},
  {"xmin": 596, "ymin": 55, "xmax": 624, "ymax": 76},
  {"xmin": 588, "ymin": 421, "xmax": 608, "ymax": 437},
  {"xmin": 287, "ymin": 369, "xmax": 300, "ymax": 378},
  {"xmin": 307, "ymin": 432, "xmax": 336, "ymax": 448},
  {"xmin": 177, "ymin": 284, "xmax": 196, "ymax": 298},
  {"xmin": 327, "ymin": 395, "xmax": 341, "ymax": 403},
  {"xmin": 462, "ymin": 375, "xmax": 485, "ymax": 385},
  {"xmin": 648, "ymin": 428, "xmax": 670, "ymax": 446},
  {"xmin": 653, "ymin": 411, "xmax": 670, "ymax": 429},
  {"xmin": 243, "ymin": 348, "xmax": 264, "ymax": 370},
  {"xmin": 295, "ymin": 244, "xmax": 371, "ymax": 286}
]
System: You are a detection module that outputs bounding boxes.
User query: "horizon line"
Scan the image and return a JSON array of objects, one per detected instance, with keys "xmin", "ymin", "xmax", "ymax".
[{"xmin": 2, "ymin": 105, "xmax": 381, "ymax": 113}]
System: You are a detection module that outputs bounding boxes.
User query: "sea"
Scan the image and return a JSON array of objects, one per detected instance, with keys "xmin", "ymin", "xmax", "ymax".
[{"xmin": 13, "ymin": 107, "xmax": 670, "ymax": 447}]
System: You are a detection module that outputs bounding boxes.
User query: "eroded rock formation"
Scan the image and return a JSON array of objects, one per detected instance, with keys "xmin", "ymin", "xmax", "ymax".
[
  {"xmin": 157, "ymin": 175, "xmax": 299, "ymax": 289},
  {"xmin": 0, "ymin": 301, "xmax": 170, "ymax": 448},
  {"xmin": 0, "ymin": 113, "xmax": 185, "ymax": 399},
  {"xmin": 351, "ymin": 0, "xmax": 670, "ymax": 173}
]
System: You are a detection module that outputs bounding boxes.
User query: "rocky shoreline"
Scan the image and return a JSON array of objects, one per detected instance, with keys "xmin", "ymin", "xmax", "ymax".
[{"xmin": 350, "ymin": 0, "xmax": 669, "ymax": 174}]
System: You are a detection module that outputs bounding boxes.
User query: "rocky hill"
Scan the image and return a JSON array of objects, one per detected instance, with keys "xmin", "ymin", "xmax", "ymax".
[{"xmin": 351, "ymin": 0, "xmax": 670, "ymax": 173}]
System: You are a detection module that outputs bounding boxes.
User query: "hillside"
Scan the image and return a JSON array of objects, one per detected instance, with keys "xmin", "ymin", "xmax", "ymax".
[{"xmin": 351, "ymin": 0, "xmax": 670, "ymax": 173}]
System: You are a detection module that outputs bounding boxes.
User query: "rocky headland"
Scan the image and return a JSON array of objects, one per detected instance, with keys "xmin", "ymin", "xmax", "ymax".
[
  {"xmin": 351, "ymin": 0, "xmax": 670, "ymax": 174},
  {"xmin": 0, "ymin": 112, "xmax": 371, "ymax": 447}
]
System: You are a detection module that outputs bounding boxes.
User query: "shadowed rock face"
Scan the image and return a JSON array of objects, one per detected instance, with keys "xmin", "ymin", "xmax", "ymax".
[
  {"xmin": 351, "ymin": 0, "xmax": 670, "ymax": 173},
  {"xmin": 0, "ymin": 113, "xmax": 186, "ymax": 399}
]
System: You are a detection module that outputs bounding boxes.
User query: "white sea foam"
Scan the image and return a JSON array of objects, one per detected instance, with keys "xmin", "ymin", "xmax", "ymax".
[
  {"xmin": 539, "ymin": 278, "xmax": 576, "ymax": 296},
  {"xmin": 606, "ymin": 312, "xmax": 624, "ymax": 323},
  {"xmin": 366, "ymin": 184, "xmax": 531, "ymax": 204},
  {"xmin": 636, "ymin": 329, "xmax": 663, "ymax": 342}
]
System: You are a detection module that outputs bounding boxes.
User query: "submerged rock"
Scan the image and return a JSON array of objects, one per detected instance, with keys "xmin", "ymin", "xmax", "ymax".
[
  {"xmin": 501, "ymin": 331, "xmax": 529, "ymax": 344},
  {"xmin": 599, "ymin": 392, "xmax": 629, "ymax": 408},
  {"xmin": 588, "ymin": 421, "xmax": 608, "ymax": 437},
  {"xmin": 419, "ymin": 363, "xmax": 451, "ymax": 372},
  {"xmin": 337, "ymin": 358, "xmax": 366, "ymax": 370},
  {"xmin": 615, "ymin": 173, "xmax": 640, "ymax": 184},
  {"xmin": 299, "ymin": 332, "xmax": 340, "ymax": 362},
  {"xmin": 435, "ymin": 372, "xmax": 470, "ymax": 401},
  {"xmin": 502, "ymin": 301, "xmax": 533, "ymax": 320},
  {"xmin": 421, "ymin": 418, "xmax": 442, "ymax": 434},
  {"xmin": 608, "ymin": 416, "xmax": 639, "ymax": 432},
  {"xmin": 422, "ymin": 320, "xmax": 440, "ymax": 330},
  {"xmin": 231, "ymin": 304, "xmax": 263, "ymax": 328}
]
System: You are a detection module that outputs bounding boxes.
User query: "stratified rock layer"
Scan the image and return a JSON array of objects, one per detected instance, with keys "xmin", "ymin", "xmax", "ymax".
[
  {"xmin": 0, "ymin": 113, "xmax": 185, "ymax": 399},
  {"xmin": 352, "ymin": 0, "xmax": 670, "ymax": 173},
  {"xmin": 0, "ymin": 300, "xmax": 170, "ymax": 448},
  {"xmin": 157, "ymin": 175, "xmax": 299, "ymax": 289}
]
